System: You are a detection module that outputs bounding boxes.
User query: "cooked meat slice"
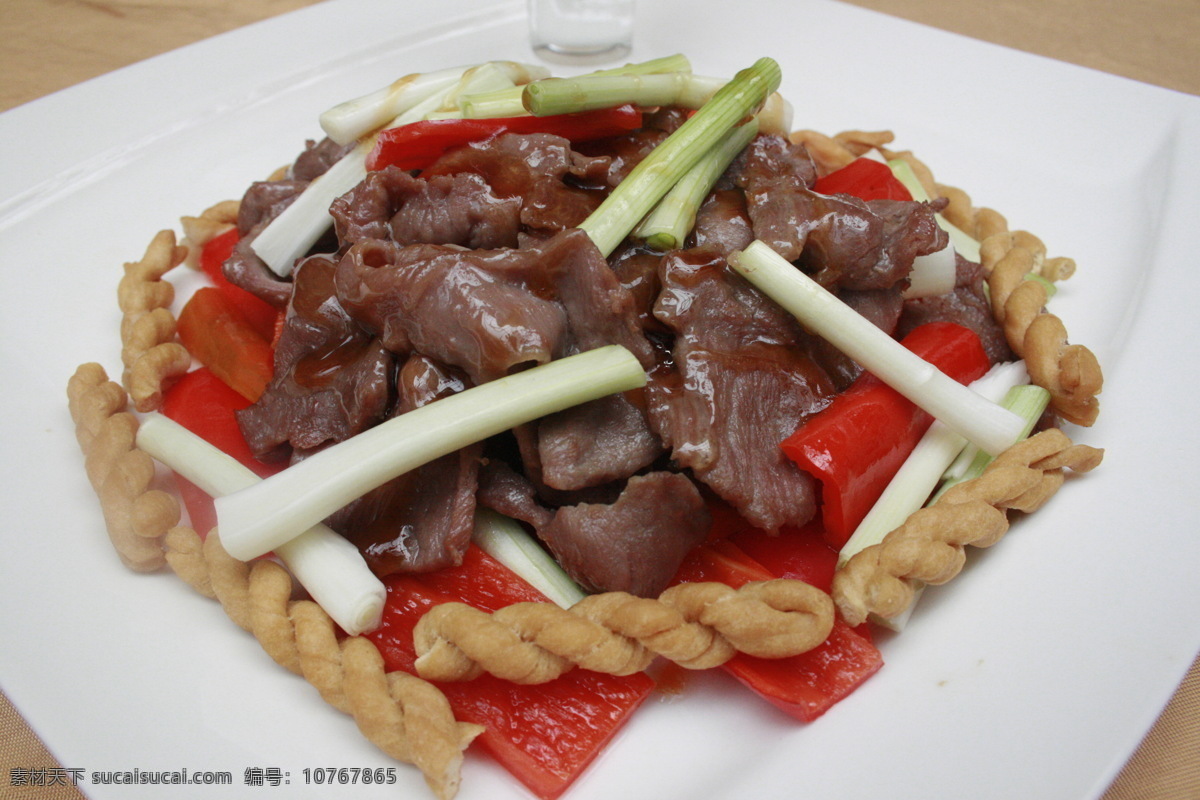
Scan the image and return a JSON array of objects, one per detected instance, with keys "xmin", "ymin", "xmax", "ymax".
[
  {"xmin": 328, "ymin": 355, "xmax": 481, "ymax": 576},
  {"xmin": 477, "ymin": 464, "xmax": 711, "ymax": 597},
  {"xmin": 649, "ymin": 246, "xmax": 837, "ymax": 532},
  {"xmin": 236, "ymin": 254, "xmax": 392, "ymax": 459}
]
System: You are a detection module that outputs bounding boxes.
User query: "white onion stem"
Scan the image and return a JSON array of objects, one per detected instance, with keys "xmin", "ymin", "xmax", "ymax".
[
  {"xmin": 215, "ymin": 345, "xmax": 647, "ymax": 562},
  {"xmin": 472, "ymin": 509, "xmax": 586, "ymax": 609},
  {"xmin": 135, "ymin": 413, "xmax": 386, "ymax": 635},
  {"xmin": 728, "ymin": 240, "xmax": 1027, "ymax": 456}
]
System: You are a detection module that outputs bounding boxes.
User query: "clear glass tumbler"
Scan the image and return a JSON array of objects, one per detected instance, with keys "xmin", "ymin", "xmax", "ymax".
[{"xmin": 528, "ymin": 0, "xmax": 635, "ymax": 63}]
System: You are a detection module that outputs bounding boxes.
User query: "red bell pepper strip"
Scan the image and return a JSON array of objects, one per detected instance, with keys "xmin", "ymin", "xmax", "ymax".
[
  {"xmin": 368, "ymin": 546, "xmax": 655, "ymax": 800},
  {"xmin": 366, "ymin": 104, "xmax": 644, "ymax": 172},
  {"xmin": 812, "ymin": 157, "xmax": 912, "ymax": 202},
  {"xmin": 198, "ymin": 227, "xmax": 282, "ymax": 342},
  {"xmin": 781, "ymin": 322, "xmax": 990, "ymax": 548},
  {"xmin": 672, "ymin": 540, "xmax": 882, "ymax": 722},
  {"xmin": 177, "ymin": 286, "xmax": 275, "ymax": 403},
  {"xmin": 160, "ymin": 367, "xmax": 284, "ymax": 535}
]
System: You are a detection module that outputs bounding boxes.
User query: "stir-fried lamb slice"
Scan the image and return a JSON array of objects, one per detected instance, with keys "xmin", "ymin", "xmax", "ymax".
[
  {"xmin": 477, "ymin": 461, "xmax": 711, "ymax": 597},
  {"xmin": 337, "ymin": 227, "xmax": 661, "ymax": 490},
  {"xmin": 327, "ymin": 355, "xmax": 482, "ymax": 576},
  {"xmin": 331, "ymin": 166, "xmax": 523, "ymax": 250},
  {"xmin": 899, "ymin": 253, "xmax": 1014, "ymax": 364},
  {"xmin": 222, "ymin": 137, "xmax": 355, "ymax": 307},
  {"xmin": 236, "ymin": 254, "xmax": 392, "ymax": 460},
  {"xmin": 536, "ymin": 392, "xmax": 663, "ymax": 491},
  {"xmin": 576, "ymin": 127, "xmax": 671, "ymax": 188},
  {"xmin": 335, "ymin": 237, "xmax": 569, "ymax": 380},
  {"xmin": 649, "ymin": 246, "xmax": 838, "ymax": 532},
  {"xmin": 524, "ymin": 229, "xmax": 661, "ymax": 489},
  {"xmin": 689, "ymin": 188, "xmax": 755, "ymax": 256},
  {"xmin": 422, "ymin": 132, "xmax": 611, "ymax": 233},
  {"xmin": 608, "ymin": 243, "xmax": 666, "ymax": 332}
]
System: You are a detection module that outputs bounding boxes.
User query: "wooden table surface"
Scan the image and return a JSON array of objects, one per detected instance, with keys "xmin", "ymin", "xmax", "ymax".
[{"xmin": 1, "ymin": 1, "xmax": 1197, "ymax": 799}]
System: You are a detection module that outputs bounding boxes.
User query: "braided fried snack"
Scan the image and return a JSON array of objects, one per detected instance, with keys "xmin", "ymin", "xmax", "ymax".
[
  {"xmin": 117, "ymin": 231, "xmax": 192, "ymax": 412},
  {"xmin": 832, "ymin": 429, "xmax": 1103, "ymax": 626},
  {"xmin": 68, "ymin": 365, "xmax": 481, "ymax": 800},
  {"xmin": 413, "ymin": 579, "xmax": 834, "ymax": 683}
]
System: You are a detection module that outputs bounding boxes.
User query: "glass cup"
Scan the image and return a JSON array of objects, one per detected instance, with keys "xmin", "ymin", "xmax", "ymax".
[{"xmin": 528, "ymin": 0, "xmax": 635, "ymax": 64}]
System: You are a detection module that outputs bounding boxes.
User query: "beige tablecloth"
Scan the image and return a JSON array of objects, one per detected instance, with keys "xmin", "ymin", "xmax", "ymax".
[{"xmin": 1, "ymin": 1, "xmax": 1197, "ymax": 799}]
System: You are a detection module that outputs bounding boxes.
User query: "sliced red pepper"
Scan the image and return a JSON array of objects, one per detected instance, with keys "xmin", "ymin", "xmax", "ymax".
[
  {"xmin": 672, "ymin": 540, "xmax": 882, "ymax": 722},
  {"xmin": 160, "ymin": 367, "xmax": 284, "ymax": 534},
  {"xmin": 782, "ymin": 322, "xmax": 990, "ymax": 548},
  {"xmin": 366, "ymin": 104, "xmax": 644, "ymax": 172},
  {"xmin": 198, "ymin": 227, "xmax": 281, "ymax": 342},
  {"xmin": 368, "ymin": 546, "xmax": 655, "ymax": 800},
  {"xmin": 813, "ymin": 157, "xmax": 912, "ymax": 202},
  {"xmin": 177, "ymin": 286, "xmax": 275, "ymax": 403},
  {"xmin": 727, "ymin": 521, "xmax": 839, "ymax": 594}
]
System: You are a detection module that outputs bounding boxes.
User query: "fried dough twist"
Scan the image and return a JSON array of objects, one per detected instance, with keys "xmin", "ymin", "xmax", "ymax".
[
  {"xmin": 117, "ymin": 230, "xmax": 191, "ymax": 411},
  {"xmin": 180, "ymin": 200, "xmax": 239, "ymax": 267},
  {"xmin": 68, "ymin": 363, "xmax": 479, "ymax": 800},
  {"xmin": 832, "ymin": 429, "xmax": 1104, "ymax": 626},
  {"xmin": 67, "ymin": 363, "xmax": 178, "ymax": 571},
  {"xmin": 412, "ymin": 579, "xmax": 835, "ymax": 684},
  {"xmin": 980, "ymin": 231, "xmax": 1102, "ymax": 426},
  {"xmin": 164, "ymin": 525, "xmax": 482, "ymax": 800}
]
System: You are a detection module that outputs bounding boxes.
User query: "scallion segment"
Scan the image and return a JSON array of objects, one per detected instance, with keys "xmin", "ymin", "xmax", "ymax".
[
  {"xmin": 577, "ymin": 57, "xmax": 781, "ymax": 257},
  {"xmin": 459, "ymin": 54, "xmax": 693, "ymax": 119},
  {"xmin": 135, "ymin": 413, "xmax": 386, "ymax": 635},
  {"xmin": 728, "ymin": 240, "xmax": 1027, "ymax": 456},
  {"xmin": 472, "ymin": 509, "xmax": 586, "ymax": 609},
  {"xmin": 214, "ymin": 345, "xmax": 648, "ymax": 562},
  {"xmin": 633, "ymin": 118, "xmax": 758, "ymax": 251},
  {"xmin": 319, "ymin": 61, "xmax": 548, "ymax": 144},
  {"xmin": 837, "ymin": 362, "xmax": 1031, "ymax": 569}
]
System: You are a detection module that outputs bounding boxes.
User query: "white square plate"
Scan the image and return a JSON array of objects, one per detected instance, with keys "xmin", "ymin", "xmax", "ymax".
[{"xmin": 2, "ymin": 1, "xmax": 1198, "ymax": 798}]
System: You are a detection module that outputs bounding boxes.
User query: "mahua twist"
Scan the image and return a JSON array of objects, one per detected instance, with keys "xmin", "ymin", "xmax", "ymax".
[
  {"xmin": 980, "ymin": 230, "xmax": 1103, "ymax": 426},
  {"xmin": 67, "ymin": 363, "xmax": 178, "ymax": 571},
  {"xmin": 412, "ymin": 579, "xmax": 834, "ymax": 684},
  {"xmin": 163, "ymin": 527, "xmax": 482, "ymax": 800},
  {"xmin": 832, "ymin": 429, "xmax": 1103, "ymax": 626},
  {"xmin": 68, "ymin": 362, "xmax": 480, "ymax": 800},
  {"xmin": 117, "ymin": 230, "xmax": 191, "ymax": 411}
]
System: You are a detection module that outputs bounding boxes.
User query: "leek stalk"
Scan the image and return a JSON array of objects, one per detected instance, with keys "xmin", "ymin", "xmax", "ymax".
[
  {"xmin": 472, "ymin": 509, "xmax": 586, "ymax": 609},
  {"xmin": 633, "ymin": 118, "xmax": 758, "ymax": 251},
  {"xmin": 728, "ymin": 239, "xmax": 1027, "ymax": 456},
  {"xmin": 458, "ymin": 53, "xmax": 693, "ymax": 119},
  {"xmin": 215, "ymin": 345, "xmax": 647, "ymax": 561},
  {"xmin": 135, "ymin": 414, "xmax": 386, "ymax": 635},
  {"xmin": 577, "ymin": 58, "xmax": 781, "ymax": 258}
]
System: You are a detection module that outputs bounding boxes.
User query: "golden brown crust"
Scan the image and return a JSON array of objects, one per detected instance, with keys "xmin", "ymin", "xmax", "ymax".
[
  {"xmin": 412, "ymin": 579, "xmax": 835, "ymax": 684},
  {"xmin": 180, "ymin": 200, "xmax": 239, "ymax": 268},
  {"xmin": 831, "ymin": 429, "xmax": 1104, "ymax": 626},
  {"xmin": 67, "ymin": 361, "xmax": 478, "ymax": 799},
  {"xmin": 160, "ymin": 527, "xmax": 482, "ymax": 800},
  {"xmin": 116, "ymin": 230, "xmax": 191, "ymax": 411},
  {"xmin": 67, "ymin": 363, "xmax": 176, "ymax": 571}
]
